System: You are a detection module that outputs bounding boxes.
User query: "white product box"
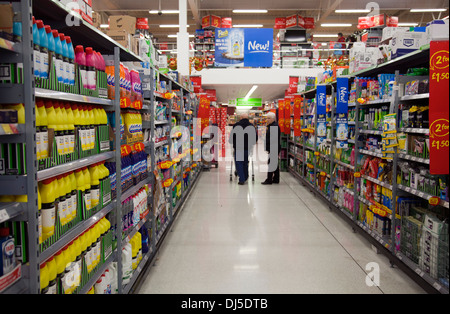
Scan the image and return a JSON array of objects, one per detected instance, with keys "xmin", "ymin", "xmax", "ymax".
[
  {"xmin": 426, "ymin": 19, "xmax": 449, "ymax": 40},
  {"xmin": 390, "ymin": 31, "xmax": 429, "ymax": 59},
  {"xmin": 382, "ymin": 27, "xmax": 408, "ymax": 42}
]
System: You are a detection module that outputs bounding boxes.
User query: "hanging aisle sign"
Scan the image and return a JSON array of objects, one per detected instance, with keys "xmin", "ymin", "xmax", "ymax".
[
  {"xmin": 316, "ymin": 85, "xmax": 327, "ymax": 145},
  {"xmin": 278, "ymin": 99, "xmax": 285, "ymax": 134},
  {"xmin": 293, "ymin": 95, "xmax": 302, "ymax": 137},
  {"xmin": 429, "ymin": 40, "xmax": 449, "ymax": 175},
  {"xmin": 336, "ymin": 77, "xmax": 349, "ymax": 149},
  {"xmin": 284, "ymin": 96, "xmax": 292, "ymax": 135}
]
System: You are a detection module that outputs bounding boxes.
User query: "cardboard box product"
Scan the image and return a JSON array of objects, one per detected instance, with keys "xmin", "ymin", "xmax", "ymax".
[
  {"xmin": 0, "ymin": 4, "xmax": 13, "ymax": 35},
  {"xmin": 427, "ymin": 19, "xmax": 449, "ymax": 41},
  {"xmin": 92, "ymin": 12, "xmax": 101, "ymax": 28},
  {"xmin": 106, "ymin": 30, "xmax": 131, "ymax": 49},
  {"xmin": 390, "ymin": 31, "xmax": 429, "ymax": 59},
  {"xmin": 109, "ymin": 15, "xmax": 136, "ymax": 35}
]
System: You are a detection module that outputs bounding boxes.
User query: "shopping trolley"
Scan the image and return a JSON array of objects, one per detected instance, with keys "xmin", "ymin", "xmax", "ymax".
[{"xmin": 230, "ymin": 150, "xmax": 254, "ymax": 182}]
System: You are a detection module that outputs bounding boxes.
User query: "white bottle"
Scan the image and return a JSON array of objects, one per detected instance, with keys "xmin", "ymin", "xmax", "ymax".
[
  {"xmin": 103, "ymin": 271, "xmax": 112, "ymax": 294},
  {"xmin": 94, "ymin": 276, "xmax": 106, "ymax": 294},
  {"xmin": 121, "ymin": 244, "xmax": 132, "ymax": 285},
  {"xmin": 109, "ymin": 262, "xmax": 118, "ymax": 294}
]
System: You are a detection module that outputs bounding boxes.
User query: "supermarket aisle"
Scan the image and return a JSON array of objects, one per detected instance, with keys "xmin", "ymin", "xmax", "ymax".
[{"xmin": 136, "ymin": 145, "xmax": 426, "ymax": 294}]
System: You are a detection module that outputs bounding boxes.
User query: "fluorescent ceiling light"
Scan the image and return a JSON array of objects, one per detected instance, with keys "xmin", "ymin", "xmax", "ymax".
[
  {"xmin": 149, "ymin": 10, "xmax": 179, "ymax": 14},
  {"xmin": 335, "ymin": 9, "xmax": 371, "ymax": 13},
  {"xmin": 313, "ymin": 34, "xmax": 339, "ymax": 37},
  {"xmin": 233, "ymin": 24, "xmax": 263, "ymax": 28},
  {"xmin": 232, "ymin": 9, "xmax": 268, "ymax": 13},
  {"xmin": 99, "ymin": 24, "xmax": 109, "ymax": 28},
  {"xmin": 410, "ymin": 8, "xmax": 447, "ymax": 12},
  {"xmin": 244, "ymin": 85, "xmax": 258, "ymax": 100},
  {"xmin": 160, "ymin": 25, "xmax": 190, "ymax": 28},
  {"xmin": 321, "ymin": 23, "xmax": 352, "ymax": 27},
  {"xmin": 398, "ymin": 23, "xmax": 419, "ymax": 26}
]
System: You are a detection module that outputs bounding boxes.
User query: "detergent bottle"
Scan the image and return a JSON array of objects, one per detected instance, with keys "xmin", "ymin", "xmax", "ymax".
[
  {"xmin": 82, "ymin": 167, "xmax": 92, "ymax": 212},
  {"xmin": 74, "ymin": 168, "xmax": 85, "ymax": 211},
  {"xmin": 78, "ymin": 105, "xmax": 87, "ymax": 151},
  {"xmin": 68, "ymin": 171, "xmax": 78, "ymax": 221},
  {"xmin": 36, "ymin": 20, "xmax": 49, "ymax": 79},
  {"xmin": 89, "ymin": 164, "xmax": 100, "ymax": 209},
  {"xmin": 105, "ymin": 64, "xmax": 115, "ymax": 99},
  {"xmin": 53, "ymin": 102, "xmax": 65, "ymax": 156},
  {"xmin": 56, "ymin": 175, "xmax": 67, "ymax": 226},
  {"xmin": 54, "ymin": 249, "xmax": 66, "ymax": 294},
  {"xmin": 0, "ymin": 227, "xmax": 15, "ymax": 278},
  {"xmin": 32, "ymin": 17, "xmax": 41, "ymax": 78},
  {"xmin": 65, "ymin": 103, "xmax": 75, "ymax": 154},
  {"xmin": 88, "ymin": 107, "xmax": 96, "ymax": 150},
  {"xmin": 39, "ymin": 262, "xmax": 49, "ymax": 294},
  {"xmin": 58, "ymin": 33, "xmax": 69, "ymax": 85},
  {"xmin": 63, "ymin": 173, "xmax": 73, "ymax": 223},
  {"xmin": 59, "ymin": 102, "xmax": 69, "ymax": 155},
  {"xmin": 52, "ymin": 30, "xmax": 64, "ymax": 83},
  {"xmin": 35, "ymin": 102, "xmax": 42, "ymax": 161},
  {"xmin": 38, "ymin": 187, "xmax": 42, "ymax": 245},
  {"xmin": 37, "ymin": 99, "xmax": 49, "ymax": 159},
  {"xmin": 46, "ymin": 256, "xmax": 57, "ymax": 294}
]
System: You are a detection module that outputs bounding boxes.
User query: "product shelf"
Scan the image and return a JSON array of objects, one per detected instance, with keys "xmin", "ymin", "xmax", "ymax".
[
  {"xmin": 398, "ymin": 153, "xmax": 430, "ymax": 165},
  {"xmin": 80, "ymin": 251, "xmax": 117, "ymax": 295},
  {"xmin": 400, "ymin": 93, "xmax": 430, "ymax": 101},
  {"xmin": 0, "ymin": 202, "xmax": 27, "ymax": 224},
  {"xmin": 361, "ymin": 174, "xmax": 393, "ymax": 190},
  {"xmin": 398, "ymin": 184, "xmax": 449, "ymax": 209},
  {"xmin": 35, "ymin": 88, "xmax": 113, "ymax": 106}
]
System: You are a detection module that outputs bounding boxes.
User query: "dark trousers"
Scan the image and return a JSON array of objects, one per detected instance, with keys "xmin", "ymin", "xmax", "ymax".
[
  {"xmin": 266, "ymin": 157, "xmax": 280, "ymax": 183},
  {"xmin": 234, "ymin": 150, "xmax": 249, "ymax": 183}
]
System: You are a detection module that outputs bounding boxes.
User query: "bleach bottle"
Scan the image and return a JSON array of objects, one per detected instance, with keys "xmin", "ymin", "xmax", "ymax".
[
  {"xmin": 59, "ymin": 33, "xmax": 69, "ymax": 85},
  {"xmin": 75, "ymin": 45, "xmax": 87, "ymax": 89},
  {"xmin": 32, "ymin": 17, "xmax": 41, "ymax": 78},
  {"xmin": 44, "ymin": 26, "xmax": 55, "ymax": 78},
  {"xmin": 65, "ymin": 37, "xmax": 75, "ymax": 85},
  {"xmin": 52, "ymin": 30, "xmax": 64, "ymax": 84},
  {"xmin": 0, "ymin": 227, "xmax": 15, "ymax": 277},
  {"xmin": 36, "ymin": 20, "xmax": 49, "ymax": 79}
]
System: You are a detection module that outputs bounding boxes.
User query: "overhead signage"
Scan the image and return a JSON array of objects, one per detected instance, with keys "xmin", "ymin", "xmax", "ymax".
[{"xmin": 236, "ymin": 98, "xmax": 262, "ymax": 107}]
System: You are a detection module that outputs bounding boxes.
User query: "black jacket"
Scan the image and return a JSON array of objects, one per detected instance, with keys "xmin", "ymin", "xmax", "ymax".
[
  {"xmin": 229, "ymin": 118, "xmax": 258, "ymax": 151},
  {"xmin": 265, "ymin": 121, "xmax": 281, "ymax": 153}
]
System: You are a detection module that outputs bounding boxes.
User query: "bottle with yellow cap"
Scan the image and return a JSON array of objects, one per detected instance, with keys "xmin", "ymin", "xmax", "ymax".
[
  {"xmin": 56, "ymin": 175, "xmax": 67, "ymax": 227},
  {"xmin": 68, "ymin": 171, "xmax": 78, "ymax": 222},
  {"xmin": 82, "ymin": 167, "xmax": 92, "ymax": 213},
  {"xmin": 36, "ymin": 102, "xmax": 42, "ymax": 160},
  {"xmin": 74, "ymin": 168, "xmax": 85, "ymax": 216},
  {"xmin": 59, "ymin": 102, "xmax": 69, "ymax": 155},
  {"xmin": 37, "ymin": 100, "xmax": 49, "ymax": 160},
  {"xmin": 46, "ymin": 257, "xmax": 57, "ymax": 294},
  {"xmin": 65, "ymin": 103, "xmax": 75, "ymax": 154},
  {"xmin": 62, "ymin": 173, "xmax": 73, "ymax": 225},
  {"xmin": 54, "ymin": 249, "xmax": 66, "ymax": 294},
  {"xmin": 39, "ymin": 262, "xmax": 49, "ymax": 294},
  {"xmin": 39, "ymin": 178, "xmax": 56, "ymax": 241},
  {"xmin": 89, "ymin": 164, "xmax": 100, "ymax": 210}
]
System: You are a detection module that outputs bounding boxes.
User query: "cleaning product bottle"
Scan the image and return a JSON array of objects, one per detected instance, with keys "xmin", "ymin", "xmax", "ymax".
[
  {"xmin": 71, "ymin": 104, "xmax": 80, "ymax": 150},
  {"xmin": 58, "ymin": 33, "xmax": 69, "ymax": 85},
  {"xmin": 59, "ymin": 102, "xmax": 69, "ymax": 155},
  {"xmin": 56, "ymin": 175, "xmax": 67, "ymax": 226},
  {"xmin": 65, "ymin": 103, "xmax": 75, "ymax": 154},
  {"xmin": 65, "ymin": 36, "xmax": 75, "ymax": 85},
  {"xmin": 32, "ymin": 17, "xmax": 41, "ymax": 78},
  {"xmin": 121, "ymin": 242, "xmax": 132, "ymax": 285},
  {"xmin": 68, "ymin": 171, "xmax": 78, "ymax": 221},
  {"xmin": 75, "ymin": 45, "xmax": 87, "ymax": 89},
  {"xmin": 88, "ymin": 106, "xmax": 96, "ymax": 150},
  {"xmin": 0, "ymin": 227, "xmax": 15, "ymax": 277},
  {"xmin": 37, "ymin": 100, "xmax": 49, "ymax": 160},
  {"xmin": 45, "ymin": 25, "xmax": 55, "ymax": 77},
  {"xmin": 82, "ymin": 166, "xmax": 92, "ymax": 212},
  {"xmin": 89, "ymin": 164, "xmax": 100, "ymax": 209},
  {"xmin": 36, "ymin": 20, "xmax": 49, "ymax": 79},
  {"xmin": 52, "ymin": 30, "xmax": 64, "ymax": 84},
  {"xmin": 38, "ymin": 187, "xmax": 42, "ymax": 245},
  {"xmin": 63, "ymin": 173, "xmax": 73, "ymax": 223},
  {"xmin": 78, "ymin": 105, "xmax": 87, "ymax": 151},
  {"xmin": 35, "ymin": 102, "xmax": 42, "ymax": 161},
  {"xmin": 85, "ymin": 47, "xmax": 97, "ymax": 90},
  {"xmin": 52, "ymin": 101, "xmax": 64, "ymax": 156},
  {"xmin": 40, "ymin": 178, "xmax": 56, "ymax": 241},
  {"xmin": 39, "ymin": 262, "xmax": 49, "ymax": 294},
  {"xmin": 46, "ymin": 256, "xmax": 57, "ymax": 294},
  {"xmin": 54, "ymin": 249, "xmax": 66, "ymax": 294}
]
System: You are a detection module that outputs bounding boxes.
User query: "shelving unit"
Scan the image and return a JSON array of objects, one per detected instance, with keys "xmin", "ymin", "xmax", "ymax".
[
  {"xmin": 0, "ymin": 0, "xmax": 202, "ymax": 294},
  {"xmin": 287, "ymin": 46, "xmax": 449, "ymax": 294}
]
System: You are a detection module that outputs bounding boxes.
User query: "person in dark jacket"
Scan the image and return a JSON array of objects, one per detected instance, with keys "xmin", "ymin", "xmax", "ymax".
[
  {"xmin": 262, "ymin": 112, "xmax": 281, "ymax": 185},
  {"xmin": 229, "ymin": 113, "xmax": 258, "ymax": 185}
]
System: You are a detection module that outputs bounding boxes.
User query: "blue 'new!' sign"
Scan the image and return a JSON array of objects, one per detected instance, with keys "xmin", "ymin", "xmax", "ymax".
[
  {"xmin": 214, "ymin": 28, "xmax": 273, "ymax": 68},
  {"xmin": 243, "ymin": 28, "xmax": 273, "ymax": 68}
]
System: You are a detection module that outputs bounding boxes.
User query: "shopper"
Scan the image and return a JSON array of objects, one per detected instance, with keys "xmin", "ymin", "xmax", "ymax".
[
  {"xmin": 335, "ymin": 32, "xmax": 346, "ymax": 56},
  {"xmin": 229, "ymin": 113, "xmax": 258, "ymax": 185},
  {"xmin": 262, "ymin": 112, "xmax": 281, "ymax": 185}
]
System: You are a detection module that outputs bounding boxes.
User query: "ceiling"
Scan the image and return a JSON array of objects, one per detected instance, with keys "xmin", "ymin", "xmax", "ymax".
[{"xmin": 93, "ymin": 0, "xmax": 449, "ymax": 46}]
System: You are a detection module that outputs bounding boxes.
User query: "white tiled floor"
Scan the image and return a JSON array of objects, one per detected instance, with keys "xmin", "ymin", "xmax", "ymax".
[{"xmin": 136, "ymin": 147, "xmax": 427, "ymax": 294}]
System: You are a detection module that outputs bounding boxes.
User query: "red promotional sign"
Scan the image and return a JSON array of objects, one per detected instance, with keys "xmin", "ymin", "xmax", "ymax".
[
  {"xmin": 274, "ymin": 17, "xmax": 286, "ymax": 29},
  {"xmin": 205, "ymin": 89, "xmax": 217, "ymax": 101},
  {"xmin": 288, "ymin": 76, "xmax": 299, "ymax": 94},
  {"xmin": 358, "ymin": 14, "xmax": 386, "ymax": 29},
  {"xmin": 304, "ymin": 17, "xmax": 315, "ymax": 29},
  {"xmin": 136, "ymin": 18, "xmax": 149, "ymax": 30},
  {"xmin": 386, "ymin": 16, "xmax": 398, "ymax": 27},
  {"xmin": 429, "ymin": 40, "xmax": 449, "ymax": 174},
  {"xmin": 284, "ymin": 97, "xmax": 293, "ymax": 134},
  {"xmin": 293, "ymin": 95, "xmax": 302, "ymax": 137},
  {"xmin": 190, "ymin": 76, "xmax": 202, "ymax": 93},
  {"xmin": 278, "ymin": 99, "xmax": 285, "ymax": 134},
  {"xmin": 298, "ymin": 16, "xmax": 305, "ymax": 29},
  {"xmin": 222, "ymin": 17, "xmax": 232, "ymax": 28},
  {"xmin": 202, "ymin": 16, "xmax": 211, "ymax": 28},
  {"xmin": 211, "ymin": 15, "xmax": 222, "ymax": 28},
  {"xmin": 286, "ymin": 15, "xmax": 298, "ymax": 28},
  {"xmin": 198, "ymin": 95, "xmax": 211, "ymax": 134}
]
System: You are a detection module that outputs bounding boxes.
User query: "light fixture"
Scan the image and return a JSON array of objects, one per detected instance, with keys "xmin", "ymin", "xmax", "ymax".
[
  {"xmin": 410, "ymin": 8, "xmax": 447, "ymax": 12},
  {"xmin": 232, "ymin": 9, "xmax": 268, "ymax": 13},
  {"xmin": 335, "ymin": 9, "xmax": 371, "ymax": 13},
  {"xmin": 160, "ymin": 24, "xmax": 190, "ymax": 28},
  {"xmin": 398, "ymin": 23, "xmax": 419, "ymax": 27},
  {"xmin": 168, "ymin": 34, "xmax": 195, "ymax": 38},
  {"xmin": 99, "ymin": 24, "xmax": 109, "ymax": 28},
  {"xmin": 313, "ymin": 34, "xmax": 339, "ymax": 38},
  {"xmin": 233, "ymin": 24, "xmax": 264, "ymax": 28},
  {"xmin": 149, "ymin": 10, "xmax": 179, "ymax": 14},
  {"xmin": 321, "ymin": 23, "xmax": 353, "ymax": 27},
  {"xmin": 244, "ymin": 85, "xmax": 258, "ymax": 100}
]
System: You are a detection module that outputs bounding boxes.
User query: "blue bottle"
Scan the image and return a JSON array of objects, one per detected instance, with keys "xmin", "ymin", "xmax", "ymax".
[
  {"xmin": 45, "ymin": 26, "xmax": 55, "ymax": 78},
  {"xmin": 59, "ymin": 33, "xmax": 69, "ymax": 85},
  {"xmin": 140, "ymin": 227, "xmax": 149, "ymax": 254},
  {"xmin": 32, "ymin": 18, "xmax": 41, "ymax": 78},
  {"xmin": 52, "ymin": 30, "xmax": 64, "ymax": 84},
  {"xmin": 65, "ymin": 36, "xmax": 75, "ymax": 85},
  {"xmin": 36, "ymin": 20, "xmax": 49, "ymax": 79}
]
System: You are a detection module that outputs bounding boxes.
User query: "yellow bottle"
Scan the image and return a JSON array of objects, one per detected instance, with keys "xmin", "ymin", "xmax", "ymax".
[
  {"xmin": 56, "ymin": 175, "xmax": 67, "ymax": 226},
  {"xmin": 62, "ymin": 245, "xmax": 72, "ymax": 294},
  {"xmin": 136, "ymin": 231, "xmax": 142, "ymax": 264},
  {"xmin": 63, "ymin": 173, "xmax": 73, "ymax": 223},
  {"xmin": 39, "ymin": 262, "xmax": 50, "ymax": 294},
  {"xmin": 88, "ymin": 107, "xmax": 96, "ymax": 150},
  {"xmin": 37, "ymin": 100, "xmax": 49, "ymax": 159},
  {"xmin": 38, "ymin": 187, "xmax": 42, "ymax": 244},
  {"xmin": 72, "ymin": 104, "xmax": 81, "ymax": 152},
  {"xmin": 15, "ymin": 195, "xmax": 27, "ymax": 202},
  {"xmin": 60, "ymin": 103, "xmax": 69, "ymax": 155},
  {"xmin": 39, "ymin": 178, "xmax": 56, "ymax": 241},
  {"xmin": 36, "ymin": 103, "xmax": 42, "ymax": 160},
  {"xmin": 54, "ymin": 249, "xmax": 66, "ymax": 293},
  {"xmin": 89, "ymin": 164, "xmax": 100, "ymax": 209},
  {"xmin": 46, "ymin": 256, "xmax": 57, "ymax": 294},
  {"xmin": 68, "ymin": 172, "xmax": 78, "ymax": 222},
  {"xmin": 65, "ymin": 103, "xmax": 75, "ymax": 154},
  {"xmin": 82, "ymin": 167, "xmax": 92, "ymax": 211},
  {"xmin": 8, "ymin": 103, "xmax": 25, "ymax": 124},
  {"xmin": 54, "ymin": 102, "xmax": 65, "ymax": 156},
  {"xmin": 79, "ymin": 106, "xmax": 87, "ymax": 151}
]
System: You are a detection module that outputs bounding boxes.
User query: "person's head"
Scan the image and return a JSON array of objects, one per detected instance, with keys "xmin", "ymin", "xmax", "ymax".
[
  {"xmin": 338, "ymin": 32, "xmax": 344, "ymax": 38},
  {"xmin": 266, "ymin": 112, "xmax": 276, "ymax": 124},
  {"xmin": 240, "ymin": 112, "xmax": 249, "ymax": 120}
]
